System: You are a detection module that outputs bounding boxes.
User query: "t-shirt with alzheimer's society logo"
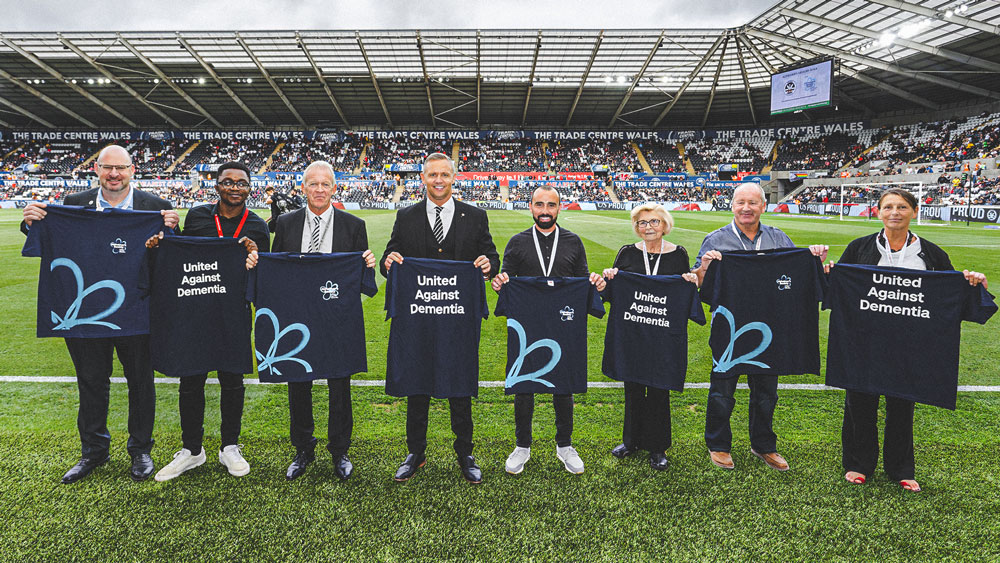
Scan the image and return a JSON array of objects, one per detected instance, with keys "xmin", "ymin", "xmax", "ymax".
[
  {"xmin": 22, "ymin": 204, "xmax": 165, "ymax": 338},
  {"xmin": 699, "ymin": 247, "xmax": 825, "ymax": 377},
  {"xmin": 494, "ymin": 277, "xmax": 605, "ymax": 395},
  {"xmin": 247, "ymin": 252, "xmax": 377, "ymax": 383}
]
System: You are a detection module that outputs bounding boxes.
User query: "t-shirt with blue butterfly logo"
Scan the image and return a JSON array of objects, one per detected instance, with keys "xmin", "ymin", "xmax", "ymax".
[
  {"xmin": 247, "ymin": 252, "xmax": 377, "ymax": 383},
  {"xmin": 22, "ymin": 204, "xmax": 165, "ymax": 338},
  {"xmin": 494, "ymin": 277, "xmax": 605, "ymax": 395},
  {"xmin": 699, "ymin": 247, "xmax": 825, "ymax": 377}
]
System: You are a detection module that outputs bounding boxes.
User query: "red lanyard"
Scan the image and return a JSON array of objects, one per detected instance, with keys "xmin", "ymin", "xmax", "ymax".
[{"xmin": 214, "ymin": 207, "xmax": 249, "ymax": 239}]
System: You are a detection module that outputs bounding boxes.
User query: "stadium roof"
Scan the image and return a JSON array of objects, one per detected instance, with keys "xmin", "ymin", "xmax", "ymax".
[{"xmin": 0, "ymin": 0, "xmax": 998, "ymax": 130}]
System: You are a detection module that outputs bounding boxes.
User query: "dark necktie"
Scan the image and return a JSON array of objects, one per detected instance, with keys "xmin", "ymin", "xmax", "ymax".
[{"xmin": 432, "ymin": 206, "xmax": 444, "ymax": 244}]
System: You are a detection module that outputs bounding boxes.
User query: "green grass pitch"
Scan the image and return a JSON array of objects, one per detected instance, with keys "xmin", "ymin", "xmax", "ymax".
[{"xmin": 1, "ymin": 207, "xmax": 998, "ymax": 561}]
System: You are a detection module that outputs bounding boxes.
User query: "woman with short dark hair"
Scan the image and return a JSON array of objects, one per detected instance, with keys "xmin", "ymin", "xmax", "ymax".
[{"xmin": 832, "ymin": 187, "xmax": 987, "ymax": 492}]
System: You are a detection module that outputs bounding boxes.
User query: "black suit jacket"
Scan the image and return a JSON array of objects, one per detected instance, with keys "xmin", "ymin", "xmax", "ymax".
[
  {"xmin": 20, "ymin": 186, "xmax": 172, "ymax": 235},
  {"xmin": 379, "ymin": 198, "xmax": 500, "ymax": 278},
  {"xmin": 272, "ymin": 206, "xmax": 369, "ymax": 253}
]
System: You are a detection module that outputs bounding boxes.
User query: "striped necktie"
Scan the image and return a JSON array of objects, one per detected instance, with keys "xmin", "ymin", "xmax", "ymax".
[
  {"xmin": 309, "ymin": 215, "xmax": 322, "ymax": 252},
  {"xmin": 432, "ymin": 206, "xmax": 444, "ymax": 244}
]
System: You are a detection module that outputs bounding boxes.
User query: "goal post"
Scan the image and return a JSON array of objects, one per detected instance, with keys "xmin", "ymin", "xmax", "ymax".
[{"xmin": 837, "ymin": 181, "xmax": 925, "ymax": 224}]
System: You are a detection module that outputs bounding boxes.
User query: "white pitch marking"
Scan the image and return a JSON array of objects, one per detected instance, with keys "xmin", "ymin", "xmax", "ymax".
[{"xmin": 1, "ymin": 376, "xmax": 997, "ymax": 392}]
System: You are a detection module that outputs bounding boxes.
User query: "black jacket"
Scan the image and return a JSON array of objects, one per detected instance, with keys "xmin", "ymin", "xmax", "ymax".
[
  {"xmin": 380, "ymin": 198, "xmax": 499, "ymax": 278},
  {"xmin": 838, "ymin": 232, "xmax": 953, "ymax": 270},
  {"xmin": 20, "ymin": 186, "xmax": 172, "ymax": 235},
  {"xmin": 271, "ymin": 206, "xmax": 368, "ymax": 253}
]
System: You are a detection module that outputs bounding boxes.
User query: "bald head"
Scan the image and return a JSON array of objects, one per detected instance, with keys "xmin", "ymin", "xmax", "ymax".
[
  {"xmin": 96, "ymin": 144, "xmax": 132, "ymax": 165},
  {"xmin": 731, "ymin": 182, "xmax": 767, "ymax": 233},
  {"xmin": 94, "ymin": 144, "xmax": 135, "ymax": 197},
  {"xmin": 733, "ymin": 182, "xmax": 765, "ymax": 203}
]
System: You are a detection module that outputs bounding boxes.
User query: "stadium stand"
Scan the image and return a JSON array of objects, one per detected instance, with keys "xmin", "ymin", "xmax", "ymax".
[{"xmin": 458, "ymin": 139, "xmax": 544, "ymax": 172}]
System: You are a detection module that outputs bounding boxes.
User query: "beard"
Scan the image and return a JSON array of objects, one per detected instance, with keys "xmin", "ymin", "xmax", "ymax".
[{"xmin": 534, "ymin": 214, "xmax": 556, "ymax": 229}]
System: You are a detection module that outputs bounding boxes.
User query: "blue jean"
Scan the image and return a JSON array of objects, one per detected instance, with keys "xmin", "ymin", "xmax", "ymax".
[{"xmin": 704, "ymin": 373, "xmax": 779, "ymax": 453}]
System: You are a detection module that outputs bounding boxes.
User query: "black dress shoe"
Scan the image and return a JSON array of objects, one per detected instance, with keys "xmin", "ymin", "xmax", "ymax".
[
  {"xmin": 649, "ymin": 452, "xmax": 670, "ymax": 471},
  {"xmin": 61, "ymin": 455, "xmax": 110, "ymax": 484},
  {"xmin": 457, "ymin": 455, "xmax": 482, "ymax": 484},
  {"xmin": 286, "ymin": 450, "xmax": 315, "ymax": 481},
  {"xmin": 333, "ymin": 454, "xmax": 353, "ymax": 481},
  {"xmin": 393, "ymin": 453, "xmax": 426, "ymax": 482},
  {"xmin": 611, "ymin": 443, "xmax": 637, "ymax": 459},
  {"xmin": 130, "ymin": 453, "xmax": 154, "ymax": 482}
]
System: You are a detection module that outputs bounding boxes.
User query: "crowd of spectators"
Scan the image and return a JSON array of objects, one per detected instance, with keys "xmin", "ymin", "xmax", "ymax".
[
  {"xmin": 683, "ymin": 138, "xmax": 774, "ymax": 175},
  {"xmin": 459, "ymin": 140, "xmax": 544, "ymax": 172},
  {"xmin": 361, "ymin": 137, "xmax": 449, "ymax": 172},
  {"xmin": 637, "ymin": 140, "xmax": 685, "ymax": 174},
  {"xmin": 268, "ymin": 137, "xmax": 365, "ymax": 173},
  {"xmin": 545, "ymin": 140, "xmax": 643, "ymax": 174}
]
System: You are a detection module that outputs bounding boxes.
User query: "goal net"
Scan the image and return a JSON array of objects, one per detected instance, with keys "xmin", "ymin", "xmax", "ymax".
[{"xmin": 837, "ymin": 181, "xmax": 925, "ymax": 225}]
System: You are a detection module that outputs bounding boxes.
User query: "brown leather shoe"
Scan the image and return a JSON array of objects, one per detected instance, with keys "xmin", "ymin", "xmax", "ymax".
[
  {"xmin": 709, "ymin": 450, "xmax": 735, "ymax": 470},
  {"xmin": 751, "ymin": 449, "xmax": 789, "ymax": 471}
]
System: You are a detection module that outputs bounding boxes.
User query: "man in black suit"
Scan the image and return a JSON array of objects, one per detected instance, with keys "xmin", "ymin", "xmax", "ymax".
[
  {"xmin": 21, "ymin": 144, "xmax": 178, "ymax": 484},
  {"xmin": 380, "ymin": 152, "xmax": 499, "ymax": 484},
  {"xmin": 272, "ymin": 160, "xmax": 376, "ymax": 481}
]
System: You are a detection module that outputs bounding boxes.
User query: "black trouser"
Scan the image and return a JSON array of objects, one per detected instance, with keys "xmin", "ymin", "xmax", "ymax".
[
  {"xmin": 515, "ymin": 393, "xmax": 574, "ymax": 448},
  {"xmin": 622, "ymin": 382, "xmax": 671, "ymax": 453},
  {"xmin": 704, "ymin": 374, "xmax": 779, "ymax": 454},
  {"xmin": 405, "ymin": 395, "xmax": 473, "ymax": 457},
  {"xmin": 64, "ymin": 335, "xmax": 155, "ymax": 458},
  {"xmin": 288, "ymin": 378, "xmax": 353, "ymax": 457},
  {"xmin": 842, "ymin": 390, "xmax": 915, "ymax": 480},
  {"xmin": 178, "ymin": 372, "xmax": 244, "ymax": 453}
]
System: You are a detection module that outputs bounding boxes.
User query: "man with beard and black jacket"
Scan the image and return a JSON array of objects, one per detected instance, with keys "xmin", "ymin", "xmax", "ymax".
[{"xmin": 491, "ymin": 185, "xmax": 606, "ymax": 475}]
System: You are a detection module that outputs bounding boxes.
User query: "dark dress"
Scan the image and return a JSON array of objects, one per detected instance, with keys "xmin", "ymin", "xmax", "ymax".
[{"xmin": 611, "ymin": 243, "xmax": 690, "ymax": 453}]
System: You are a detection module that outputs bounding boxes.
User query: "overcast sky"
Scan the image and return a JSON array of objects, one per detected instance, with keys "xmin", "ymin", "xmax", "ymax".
[{"xmin": 1, "ymin": 0, "xmax": 775, "ymax": 31}]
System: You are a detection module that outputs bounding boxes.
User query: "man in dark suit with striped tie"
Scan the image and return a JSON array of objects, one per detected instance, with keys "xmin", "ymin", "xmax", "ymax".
[
  {"xmin": 380, "ymin": 152, "xmax": 499, "ymax": 483},
  {"xmin": 272, "ymin": 161, "xmax": 376, "ymax": 481}
]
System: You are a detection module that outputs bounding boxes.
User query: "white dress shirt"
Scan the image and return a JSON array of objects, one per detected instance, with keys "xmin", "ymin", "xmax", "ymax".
[
  {"xmin": 425, "ymin": 197, "xmax": 455, "ymax": 240},
  {"xmin": 300, "ymin": 205, "xmax": 334, "ymax": 253}
]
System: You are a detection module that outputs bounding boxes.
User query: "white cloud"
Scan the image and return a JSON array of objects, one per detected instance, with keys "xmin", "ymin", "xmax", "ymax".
[{"xmin": 0, "ymin": 0, "xmax": 773, "ymax": 30}]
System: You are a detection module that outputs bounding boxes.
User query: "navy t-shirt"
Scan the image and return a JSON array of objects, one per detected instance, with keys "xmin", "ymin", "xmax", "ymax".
[
  {"xmin": 824, "ymin": 264, "xmax": 997, "ymax": 409},
  {"xmin": 143, "ymin": 236, "xmax": 252, "ymax": 377},
  {"xmin": 384, "ymin": 257, "xmax": 488, "ymax": 398},
  {"xmin": 602, "ymin": 272, "xmax": 706, "ymax": 391},
  {"xmin": 247, "ymin": 252, "xmax": 377, "ymax": 383},
  {"xmin": 494, "ymin": 277, "xmax": 605, "ymax": 395},
  {"xmin": 22, "ymin": 204, "xmax": 165, "ymax": 338},
  {"xmin": 700, "ymin": 247, "xmax": 825, "ymax": 377}
]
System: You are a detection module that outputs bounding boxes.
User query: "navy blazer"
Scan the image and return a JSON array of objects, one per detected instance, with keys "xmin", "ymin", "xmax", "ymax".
[
  {"xmin": 271, "ymin": 206, "xmax": 369, "ymax": 254},
  {"xmin": 20, "ymin": 186, "xmax": 172, "ymax": 235},
  {"xmin": 380, "ymin": 197, "xmax": 499, "ymax": 279}
]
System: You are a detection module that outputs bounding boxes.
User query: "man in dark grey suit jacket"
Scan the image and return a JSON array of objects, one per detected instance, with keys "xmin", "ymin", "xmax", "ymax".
[
  {"xmin": 273, "ymin": 161, "xmax": 376, "ymax": 481},
  {"xmin": 21, "ymin": 145, "xmax": 178, "ymax": 484},
  {"xmin": 380, "ymin": 152, "xmax": 499, "ymax": 484}
]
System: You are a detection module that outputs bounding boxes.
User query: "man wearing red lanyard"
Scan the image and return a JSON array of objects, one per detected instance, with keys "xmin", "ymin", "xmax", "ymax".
[{"xmin": 154, "ymin": 161, "xmax": 271, "ymax": 481}]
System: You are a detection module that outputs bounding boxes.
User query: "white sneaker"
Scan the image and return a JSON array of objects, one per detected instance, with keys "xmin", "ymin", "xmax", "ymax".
[
  {"xmin": 219, "ymin": 444, "xmax": 250, "ymax": 477},
  {"xmin": 556, "ymin": 446, "xmax": 585, "ymax": 475},
  {"xmin": 505, "ymin": 447, "xmax": 531, "ymax": 475},
  {"xmin": 154, "ymin": 448, "xmax": 206, "ymax": 482}
]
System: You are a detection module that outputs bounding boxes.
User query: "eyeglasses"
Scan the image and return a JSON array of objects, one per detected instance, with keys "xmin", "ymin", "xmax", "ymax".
[
  {"xmin": 636, "ymin": 219, "xmax": 662, "ymax": 227},
  {"xmin": 218, "ymin": 179, "xmax": 251, "ymax": 189},
  {"xmin": 97, "ymin": 164, "xmax": 131, "ymax": 172}
]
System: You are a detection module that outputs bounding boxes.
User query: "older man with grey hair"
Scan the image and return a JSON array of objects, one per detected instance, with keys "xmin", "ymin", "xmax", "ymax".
[
  {"xmin": 272, "ymin": 160, "xmax": 376, "ymax": 481},
  {"xmin": 693, "ymin": 182, "xmax": 828, "ymax": 472}
]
